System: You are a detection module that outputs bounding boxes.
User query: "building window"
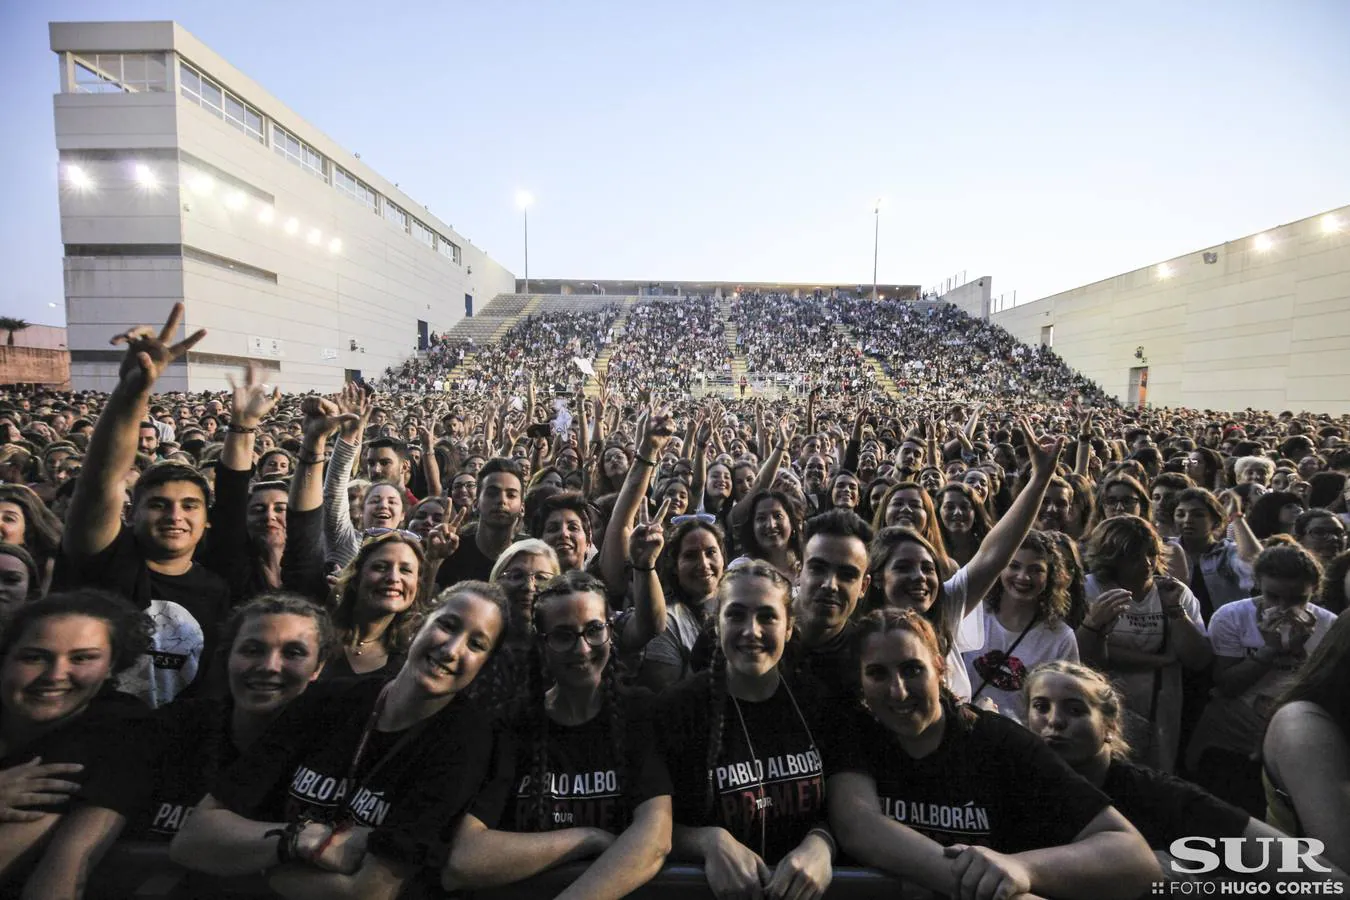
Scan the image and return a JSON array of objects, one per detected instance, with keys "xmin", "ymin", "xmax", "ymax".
[
  {"xmin": 334, "ymin": 166, "xmax": 378, "ymax": 213},
  {"xmin": 272, "ymin": 123, "xmax": 327, "ymax": 183},
  {"xmin": 72, "ymin": 53, "xmax": 168, "ymax": 93},
  {"xmin": 179, "ymin": 61, "xmax": 264, "ymax": 143},
  {"xmin": 411, "ymin": 220, "xmax": 435, "ymax": 249},
  {"xmin": 384, "ymin": 201, "xmax": 409, "ymax": 232},
  {"xmin": 436, "ymin": 236, "xmax": 461, "ymax": 264}
]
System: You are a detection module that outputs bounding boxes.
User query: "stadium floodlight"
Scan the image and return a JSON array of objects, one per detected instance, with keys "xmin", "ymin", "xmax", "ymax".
[
  {"xmin": 66, "ymin": 164, "xmax": 93, "ymax": 190},
  {"xmin": 284, "ymin": 217, "xmax": 300, "ymax": 236},
  {"xmin": 329, "ymin": 237, "xmax": 342, "ymax": 254},
  {"xmin": 1322, "ymin": 215, "xmax": 1342, "ymax": 234},
  {"xmin": 1253, "ymin": 233, "xmax": 1274, "ymax": 253},
  {"xmin": 307, "ymin": 228, "xmax": 323, "ymax": 245},
  {"xmin": 189, "ymin": 174, "xmax": 215, "ymax": 197},
  {"xmin": 134, "ymin": 163, "xmax": 157, "ymax": 189},
  {"xmin": 225, "ymin": 190, "xmax": 247, "ymax": 211},
  {"xmin": 257, "ymin": 205, "xmax": 275, "ymax": 225},
  {"xmin": 1157, "ymin": 263, "xmax": 1173, "ymax": 279},
  {"xmin": 515, "ymin": 190, "xmax": 534, "ymax": 209}
]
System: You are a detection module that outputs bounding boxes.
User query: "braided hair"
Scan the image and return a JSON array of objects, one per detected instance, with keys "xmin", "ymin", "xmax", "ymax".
[{"xmin": 527, "ymin": 570, "xmax": 626, "ymax": 832}]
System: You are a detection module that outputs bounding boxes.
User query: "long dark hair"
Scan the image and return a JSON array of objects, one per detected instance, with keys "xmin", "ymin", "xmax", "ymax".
[
  {"xmin": 0, "ymin": 588, "xmax": 152, "ymax": 677},
  {"xmin": 527, "ymin": 571, "xmax": 628, "ymax": 831},
  {"xmin": 659, "ymin": 519, "xmax": 727, "ymax": 610},
  {"xmin": 736, "ymin": 490, "xmax": 804, "ymax": 565},
  {"xmin": 864, "ymin": 526, "xmax": 959, "ymax": 656},
  {"xmin": 702, "ymin": 560, "xmax": 794, "ymax": 816},
  {"xmin": 0, "ymin": 483, "xmax": 62, "ymax": 567}
]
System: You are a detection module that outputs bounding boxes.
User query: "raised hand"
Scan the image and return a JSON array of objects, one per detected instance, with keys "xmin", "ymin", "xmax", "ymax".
[
  {"xmin": 301, "ymin": 396, "xmax": 357, "ymax": 443},
  {"xmin": 109, "ymin": 301, "xmax": 207, "ymax": 395},
  {"xmin": 424, "ymin": 507, "xmax": 468, "ymax": 562},
  {"xmin": 334, "ymin": 382, "xmax": 371, "ymax": 440},
  {"xmin": 226, "ymin": 363, "xmax": 281, "ymax": 429},
  {"xmin": 775, "ymin": 415, "xmax": 796, "ymax": 450},
  {"xmin": 629, "ymin": 498, "xmax": 669, "ymax": 570},
  {"xmin": 1020, "ymin": 415, "xmax": 1065, "ymax": 479}
]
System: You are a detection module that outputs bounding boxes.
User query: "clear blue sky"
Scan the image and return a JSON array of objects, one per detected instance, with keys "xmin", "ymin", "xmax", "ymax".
[{"xmin": 2, "ymin": 0, "xmax": 1348, "ymax": 326}]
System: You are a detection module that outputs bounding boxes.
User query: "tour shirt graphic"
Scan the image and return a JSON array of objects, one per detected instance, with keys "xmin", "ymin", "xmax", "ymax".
[
  {"xmin": 659, "ymin": 674, "xmax": 830, "ymax": 863},
  {"xmin": 828, "ymin": 705, "xmax": 1109, "ymax": 852},
  {"xmin": 116, "ymin": 599, "xmax": 204, "ymax": 707},
  {"xmin": 474, "ymin": 696, "xmax": 671, "ymax": 834}
]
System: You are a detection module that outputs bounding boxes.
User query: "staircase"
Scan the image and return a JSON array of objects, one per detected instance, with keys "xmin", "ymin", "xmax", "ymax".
[
  {"xmin": 835, "ymin": 323, "xmax": 901, "ymax": 400},
  {"xmin": 587, "ymin": 297, "xmax": 639, "ymax": 395},
  {"xmin": 720, "ymin": 294, "xmax": 748, "ymax": 391}
]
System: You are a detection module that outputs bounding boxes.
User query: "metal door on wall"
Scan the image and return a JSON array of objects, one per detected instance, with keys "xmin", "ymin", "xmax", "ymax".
[
  {"xmin": 345, "ymin": 368, "xmax": 362, "ymax": 384},
  {"xmin": 465, "ymin": 294, "xmax": 474, "ymax": 318},
  {"xmin": 1128, "ymin": 366, "xmax": 1148, "ymax": 407},
  {"xmin": 418, "ymin": 319, "xmax": 429, "ymax": 351}
]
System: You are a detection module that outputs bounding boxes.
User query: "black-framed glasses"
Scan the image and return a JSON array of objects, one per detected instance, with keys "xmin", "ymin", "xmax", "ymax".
[
  {"xmin": 541, "ymin": 622, "xmax": 611, "ymax": 653},
  {"xmin": 1102, "ymin": 495, "xmax": 1141, "ymax": 510}
]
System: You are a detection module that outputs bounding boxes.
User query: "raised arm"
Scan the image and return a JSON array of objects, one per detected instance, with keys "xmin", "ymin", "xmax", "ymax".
[
  {"xmin": 64, "ymin": 303, "xmax": 205, "ymax": 559},
  {"xmin": 687, "ymin": 412, "xmax": 714, "ymax": 514},
  {"xmin": 730, "ymin": 417, "xmax": 793, "ymax": 527},
  {"xmin": 618, "ymin": 498, "xmax": 669, "ymax": 649},
  {"xmin": 420, "ymin": 425, "xmax": 442, "ymax": 499},
  {"xmin": 598, "ymin": 407, "xmax": 674, "ymax": 596},
  {"xmin": 321, "ymin": 383, "xmax": 370, "ymax": 566},
  {"xmin": 222, "ymin": 364, "xmax": 280, "ymax": 473},
  {"xmin": 958, "ymin": 417, "xmax": 1065, "ymax": 614}
]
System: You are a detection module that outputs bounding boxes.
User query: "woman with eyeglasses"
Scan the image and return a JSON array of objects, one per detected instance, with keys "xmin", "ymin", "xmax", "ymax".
[
  {"xmin": 170, "ymin": 582, "xmax": 508, "ymax": 900},
  {"xmin": 1293, "ymin": 508, "xmax": 1347, "ymax": 567},
  {"xmin": 1087, "ymin": 475, "xmax": 1152, "ymax": 531},
  {"xmin": 827, "ymin": 609, "xmax": 1157, "ymax": 900},
  {"xmin": 320, "ymin": 532, "xmax": 428, "ymax": 681},
  {"xmin": 657, "ymin": 560, "xmax": 836, "ymax": 900},
  {"xmin": 466, "ymin": 539, "xmax": 562, "ymax": 713},
  {"xmin": 442, "ymin": 572, "xmax": 673, "ymax": 899}
]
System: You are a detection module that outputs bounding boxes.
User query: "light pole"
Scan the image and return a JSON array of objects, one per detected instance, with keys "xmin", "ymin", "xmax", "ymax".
[
  {"xmin": 872, "ymin": 197, "xmax": 883, "ymax": 301},
  {"xmin": 516, "ymin": 190, "xmax": 534, "ymax": 293}
]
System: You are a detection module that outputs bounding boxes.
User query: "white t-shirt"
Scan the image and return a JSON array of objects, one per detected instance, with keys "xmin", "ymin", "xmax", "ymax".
[
  {"xmin": 1084, "ymin": 574, "xmax": 1207, "ymax": 773},
  {"xmin": 963, "ymin": 610, "xmax": 1080, "ymax": 722},
  {"xmin": 942, "ymin": 566, "xmax": 983, "ymax": 702},
  {"xmin": 1209, "ymin": 599, "xmax": 1336, "ymax": 716}
]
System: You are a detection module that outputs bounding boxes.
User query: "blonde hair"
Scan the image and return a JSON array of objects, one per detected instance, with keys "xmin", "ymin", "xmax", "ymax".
[{"xmin": 1023, "ymin": 661, "xmax": 1132, "ymax": 760}]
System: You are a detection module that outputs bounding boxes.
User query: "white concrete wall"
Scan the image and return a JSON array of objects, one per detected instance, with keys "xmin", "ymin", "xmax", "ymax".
[
  {"xmin": 991, "ymin": 205, "xmax": 1350, "ymax": 414},
  {"xmin": 50, "ymin": 21, "xmax": 516, "ymax": 394},
  {"xmin": 940, "ymin": 277, "xmax": 992, "ymax": 320}
]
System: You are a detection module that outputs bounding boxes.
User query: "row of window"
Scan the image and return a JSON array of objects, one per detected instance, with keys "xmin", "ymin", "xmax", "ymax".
[
  {"xmin": 73, "ymin": 52, "xmax": 168, "ymax": 94},
  {"xmin": 180, "ymin": 62, "xmax": 265, "ymax": 144},
  {"xmin": 175, "ymin": 58, "xmax": 462, "ymax": 264}
]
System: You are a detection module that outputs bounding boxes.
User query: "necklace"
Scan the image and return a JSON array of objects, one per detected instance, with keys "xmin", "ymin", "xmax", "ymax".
[
  {"xmin": 727, "ymin": 676, "xmax": 820, "ymax": 860},
  {"xmin": 353, "ymin": 623, "xmax": 390, "ymax": 656}
]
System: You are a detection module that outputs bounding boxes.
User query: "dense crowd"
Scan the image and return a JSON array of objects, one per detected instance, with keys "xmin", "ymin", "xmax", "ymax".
[
  {"xmin": 379, "ymin": 334, "xmax": 474, "ymax": 393},
  {"xmin": 1, "ymin": 300, "xmax": 1349, "ymax": 899},
  {"xmin": 449, "ymin": 307, "xmax": 620, "ymax": 397},
  {"xmin": 730, "ymin": 293, "xmax": 879, "ymax": 396},
  {"xmin": 603, "ymin": 297, "xmax": 731, "ymax": 397},
  {"xmin": 840, "ymin": 302, "xmax": 1111, "ymax": 404}
]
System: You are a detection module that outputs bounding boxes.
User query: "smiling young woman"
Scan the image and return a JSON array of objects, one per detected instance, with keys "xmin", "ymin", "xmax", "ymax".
[
  {"xmin": 0, "ymin": 590, "xmax": 153, "ymax": 898},
  {"xmin": 826, "ymin": 608, "xmax": 1158, "ymax": 900},
  {"xmin": 170, "ymin": 582, "xmax": 509, "ymax": 900},
  {"xmin": 442, "ymin": 571, "xmax": 672, "ymax": 900}
]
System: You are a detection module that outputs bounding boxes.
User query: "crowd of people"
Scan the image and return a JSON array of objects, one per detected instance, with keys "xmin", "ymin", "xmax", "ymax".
[
  {"xmin": 839, "ymin": 301, "xmax": 1111, "ymax": 405},
  {"xmin": 603, "ymin": 297, "xmax": 732, "ymax": 397},
  {"xmin": 379, "ymin": 334, "xmax": 474, "ymax": 394},
  {"xmin": 1, "ymin": 299, "xmax": 1349, "ymax": 899},
  {"xmin": 729, "ymin": 293, "xmax": 880, "ymax": 396}
]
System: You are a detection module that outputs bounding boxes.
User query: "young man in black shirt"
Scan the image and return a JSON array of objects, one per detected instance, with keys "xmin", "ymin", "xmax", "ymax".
[
  {"xmin": 59, "ymin": 303, "xmax": 229, "ymax": 707},
  {"xmin": 434, "ymin": 457, "xmax": 526, "ymax": 589},
  {"xmin": 793, "ymin": 509, "xmax": 873, "ymax": 700}
]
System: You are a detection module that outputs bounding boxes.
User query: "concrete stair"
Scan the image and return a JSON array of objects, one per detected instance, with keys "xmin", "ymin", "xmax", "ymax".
[
  {"xmin": 834, "ymin": 323, "xmax": 902, "ymax": 399},
  {"xmin": 586, "ymin": 297, "xmax": 639, "ymax": 395},
  {"xmin": 720, "ymin": 294, "xmax": 748, "ymax": 388}
]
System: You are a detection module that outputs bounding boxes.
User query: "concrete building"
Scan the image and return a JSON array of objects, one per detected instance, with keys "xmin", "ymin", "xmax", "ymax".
[
  {"xmin": 50, "ymin": 21, "xmax": 515, "ymax": 393},
  {"xmin": 980, "ymin": 205, "xmax": 1350, "ymax": 414}
]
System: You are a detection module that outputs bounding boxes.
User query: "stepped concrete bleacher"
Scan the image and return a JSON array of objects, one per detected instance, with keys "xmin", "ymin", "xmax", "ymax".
[{"xmin": 379, "ymin": 292, "xmax": 1107, "ymax": 405}]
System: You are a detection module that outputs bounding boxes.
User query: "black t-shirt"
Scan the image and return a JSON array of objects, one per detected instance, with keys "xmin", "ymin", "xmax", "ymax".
[
  {"xmin": 317, "ymin": 651, "xmax": 406, "ymax": 683},
  {"xmin": 657, "ymin": 672, "xmax": 830, "ymax": 864},
  {"xmin": 0, "ymin": 689, "xmax": 151, "ymax": 817},
  {"xmin": 796, "ymin": 622, "xmax": 861, "ymax": 702},
  {"xmin": 463, "ymin": 643, "xmax": 533, "ymax": 718},
  {"xmin": 1102, "ymin": 760, "xmax": 1249, "ymax": 849},
  {"xmin": 213, "ymin": 677, "xmax": 495, "ymax": 869},
  {"xmin": 828, "ymin": 703, "xmax": 1110, "ymax": 852},
  {"xmin": 56, "ymin": 527, "xmax": 231, "ymax": 707},
  {"xmin": 434, "ymin": 533, "xmax": 497, "ymax": 589},
  {"xmin": 472, "ymin": 692, "xmax": 671, "ymax": 833},
  {"xmin": 124, "ymin": 696, "xmax": 236, "ymax": 840}
]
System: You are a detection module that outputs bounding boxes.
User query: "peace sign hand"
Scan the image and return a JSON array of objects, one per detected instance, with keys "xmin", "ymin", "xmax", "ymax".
[
  {"xmin": 425, "ymin": 508, "xmax": 469, "ymax": 562},
  {"xmin": 629, "ymin": 498, "xmax": 670, "ymax": 571},
  {"xmin": 109, "ymin": 302, "xmax": 207, "ymax": 395},
  {"xmin": 227, "ymin": 363, "xmax": 281, "ymax": 429}
]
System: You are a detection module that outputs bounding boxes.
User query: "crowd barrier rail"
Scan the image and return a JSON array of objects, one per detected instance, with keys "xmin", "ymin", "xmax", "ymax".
[{"xmin": 96, "ymin": 842, "xmax": 925, "ymax": 898}]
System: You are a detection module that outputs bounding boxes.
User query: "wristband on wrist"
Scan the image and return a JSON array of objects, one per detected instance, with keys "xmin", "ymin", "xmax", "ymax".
[
  {"xmin": 228, "ymin": 423, "xmax": 258, "ymax": 434},
  {"xmin": 299, "ymin": 452, "xmax": 323, "ymax": 465},
  {"xmin": 1081, "ymin": 623, "xmax": 1104, "ymax": 635},
  {"xmin": 632, "ymin": 565, "xmax": 657, "ymax": 572},
  {"xmin": 636, "ymin": 455, "xmax": 658, "ymax": 466},
  {"xmin": 807, "ymin": 827, "xmax": 837, "ymax": 861}
]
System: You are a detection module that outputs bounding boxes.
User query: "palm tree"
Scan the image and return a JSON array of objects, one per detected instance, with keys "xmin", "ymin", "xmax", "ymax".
[{"xmin": 0, "ymin": 317, "xmax": 31, "ymax": 346}]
